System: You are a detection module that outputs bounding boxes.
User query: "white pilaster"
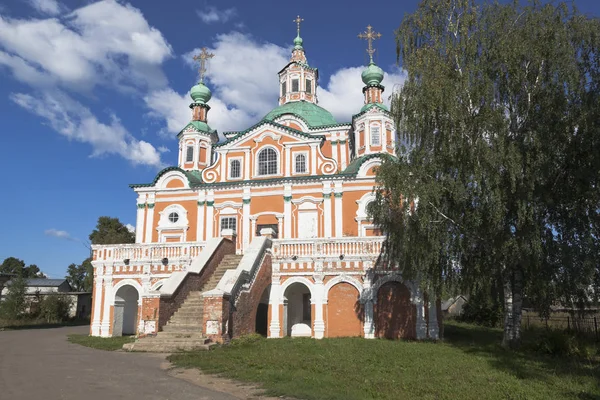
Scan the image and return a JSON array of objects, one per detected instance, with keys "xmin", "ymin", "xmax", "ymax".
[
  {"xmin": 100, "ymin": 274, "xmax": 113, "ymax": 337},
  {"xmin": 244, "ymin": 149, "xmax": 251, "ymax": 179},
  {"xmin": 322, "ymin": 181, "xmax": 332, "ymax": 237},
  {"xmin": 268, "ymin": 277, "xmax": 282, "ymax": 338},
  {"xmin": 313, "ymin": 272, "xmax": 325, "ymax": 339},
  {"xmin": 310, "ymin": 143, "xmax": 318, "ymax": 174},
  {"xmin": 334, "ymin": 182, "xmax": 343, "ymax": 237},
  {"xmin": 90, "ymin": 265, "xmax": 104, "ymax": 336},
  {"xmin": 285, "ymin": 146, "xmax": 291, "ymax": 176},
  {"xmin": 206, "ymin": 191, "xmax": 214, "ymax": 240},
  {"xmin": 251, "ymin": 217, "xmax": 257, "ymax": 242},
  {"xmin": 196, "ymin": 191, "xmax": 206, "ymax": 242},
  {"xmin": 283, "ymin": 184, "xmax": 292, "ymax": 238},
  {"xmin": 144, "ymin": 193, "xmax": 155, "ymax": 243},
  {"xmin": 242, "ymin": 187, "xmax": 251, "ymax": 251},
  {"xmin": 363, "ymin": 300, "xmax": 375, "ymax": 338},
  {"xmin": 135, "ymin": 195, "xmax": 145, "ymax": 244},
  {"xmin": 340, "ymin": 139, "xmax": 348, "ymax": 170}
]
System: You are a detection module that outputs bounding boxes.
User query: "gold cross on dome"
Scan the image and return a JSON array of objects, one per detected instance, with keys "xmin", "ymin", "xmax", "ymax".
[
  {"xmin": 193, "ymin": 47, "xmax": 215, "ymax": 83},
  {"xmin": 293, "ymin": 15, "xmax": 304, "ymax": 35},
  {"xmin": 358, "ymin": 25, "xmax": 382, "ymax": 62}
]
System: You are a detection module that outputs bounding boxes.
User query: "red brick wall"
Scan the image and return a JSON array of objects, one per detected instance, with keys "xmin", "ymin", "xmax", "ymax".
[
  {"xmin": 230, "ymin": 254, "xmax": 272, "ymax": 337},
  {"xmin": 158, "ymin": 239, "xmax": 235, "ymax": 329},
  {"xmin": 375, "ymin": 281, "xmax": 416, "ymax": 339},
  {"xmin": 203, "ymin": 295, "xmax": 230, "ymax": 343},
  {"xmin": 326, "ymin": 283, "xmax": 362, "ymax": 337}
]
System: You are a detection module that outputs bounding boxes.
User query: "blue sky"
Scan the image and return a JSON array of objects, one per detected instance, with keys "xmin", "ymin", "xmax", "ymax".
[{"xmin": 0, "ymin": 0, "xmax": 598, "ymax": 279}]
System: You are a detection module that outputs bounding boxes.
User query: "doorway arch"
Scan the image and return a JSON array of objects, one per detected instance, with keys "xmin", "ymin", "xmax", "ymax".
[
  {"xmin": 283, "ymin": 282, "xmax": 312, "ymax": 337},
  {"xmin": 113, "ymin": 284, "xmax": 139, "ymax": 336},
  {"xmin": 255, "ymin": 284, "xmax": 271, "ymax": 336}
]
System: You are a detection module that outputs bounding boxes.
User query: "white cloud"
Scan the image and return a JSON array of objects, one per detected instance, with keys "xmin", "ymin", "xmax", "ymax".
[
  {"xmin": 0, "ymin": 0, "xmax": 173, "ymax": 92},
  {"xmin": 29, "ymin": 0, "xmax": 62, "ymax": 16},
  {"xmin": 125, "ymin": 224, "xmax": 135, "ymax": 233},
  {"xmin": 197, "ymin": 6, "xmax": 236, "ymax": 24},
  {"xmin": 11, "ymin": 91, "xmax": 165, "ymax": 167},
  {"xmin": 44, "ymin": 228, "xmax": 77, "ymax": 241}
]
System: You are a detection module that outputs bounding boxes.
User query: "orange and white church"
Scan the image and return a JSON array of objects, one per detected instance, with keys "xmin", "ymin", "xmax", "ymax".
[{"xmin": 90, "ymin": 21, "xmax": 441, "ymax": 349}]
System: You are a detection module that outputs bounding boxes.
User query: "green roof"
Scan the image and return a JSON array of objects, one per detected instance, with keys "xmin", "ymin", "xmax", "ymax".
[
  {"xmin": 177, "ymin": 120, "xmax": 215, "ymax": 137},
  {"xmin": 263, "ymin": 101, "xmax": 336, "ymax": 128},
  {"xmin": 130, "ymin": 167, "xmax": 203, "ymax": 188},
  {"xmin": 360, "ymin": 102, "xmax": 389, "ymax": 113},
  {"xmin": 216, "ymin": 120, "xmax": 324, "ymax": 148},
  {"xmin": 341, "ymin": 153, "xmax": 394, "ymax": 175}
]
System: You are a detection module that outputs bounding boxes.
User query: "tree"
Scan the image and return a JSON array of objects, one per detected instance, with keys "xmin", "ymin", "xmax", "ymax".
[
  {"xmin": 0, "ymin": 257, "xmax": 45, "ymax": 278},
  {"xmin": 371, "ymin": 0, "xmax": 600, "ymax": 347},
  {"xmin": 0, "ymin": 274, "xmax": 27, "ymax": 319},
  {"xmin": 89, "ymin": 216, "xmax": 135, "ymax": 245},
  {"xmin": 65, "ymin": 258, "xmax": 94, "ymax": 292}
]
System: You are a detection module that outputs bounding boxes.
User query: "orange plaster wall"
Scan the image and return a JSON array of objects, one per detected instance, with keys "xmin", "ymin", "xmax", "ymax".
[
  {"xmin": 342, "ymin": 191, "xmax": 363, "ymax": 236},
  {"xmin": 250, "ymin": 195, "xmax": 283, "ymax": 214},
  {"xmin": 152, "ymin": 200, "xmax": 198, "ymax": 242},
  {"xmin": 165, "ymin": 179, "xmax": 185, "ymax": 189}
]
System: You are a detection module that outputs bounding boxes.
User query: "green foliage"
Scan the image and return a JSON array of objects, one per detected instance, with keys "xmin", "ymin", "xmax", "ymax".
[
  {"xmin": 67, "ymin": 334, "xmax": 135, "ymax": 351},
  {"xmin": 0, "ymin": 274, "xmax": 27, "ymax": 319},
  {"xmin": 65, "ymin": 258, "xmax": 93, "ymax": 292},
  {"xmin": 229, "ymin": 332, "xmax": 264, "ymax": 346},
  {"xmin": 0, "ymin": 257, "xmax": 45, "ymax": 278},
  {"xmin": 89, "ymin": 216, "xmax": 135, "ymax": 245},
  {"xmin": 38, "ymin": 295, "xmax": 72, "ymax": 323},
  {"xmin": 371, "ymin": 0, "xmax": 600, "ymax": 346},
  {"xmin": 459, "ymin": 291, "xmax": 503, "ymax": 328},
  {"xmin": 528, "ymin": 330, "xmax": 598, "ymax": 359}
]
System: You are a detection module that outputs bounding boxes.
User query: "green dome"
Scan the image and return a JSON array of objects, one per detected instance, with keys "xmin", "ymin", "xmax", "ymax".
[
  {"xmin": 263, "ymin": 101, "xmax": 337, "ymax": 127},
  {"xmin": 294, "ymin": 34, "xmax": 303, "ymax": 49},
  {"xmin": 361, "ymin": 62, "xmax": 384, "ymax": 86},
  {"xmin": 190, "ymin": 82, "xmax": 211, "ymax": 104}
]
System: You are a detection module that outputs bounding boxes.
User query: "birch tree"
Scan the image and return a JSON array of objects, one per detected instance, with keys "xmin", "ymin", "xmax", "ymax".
[{"xmin": 370, "ymin": 0, "xmax": 600, "ymax": 347}]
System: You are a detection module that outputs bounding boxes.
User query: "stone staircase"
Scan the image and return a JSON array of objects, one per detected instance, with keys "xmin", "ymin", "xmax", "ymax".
[{"xmin": 124, "ymin": 254, "xmax": 243, "ymax": 352}]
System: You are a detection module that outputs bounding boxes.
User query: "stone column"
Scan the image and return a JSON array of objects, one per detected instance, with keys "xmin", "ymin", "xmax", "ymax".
[
  {"xmin": 250, "ymin": 217, "xmax": 257, "ymax": 242},
  {"xmin": 90, "ymin": 265, "xmax": 104, "ymax": 336},
  {"xmin": 339, "ymin": 139, "xmax": 348, "ymax": 170},
  {"xmin": 310, "ymin": 143, "xmax": 318, "ymax": 174},
  {"xmin": 283, "ymin": 184, "xmax": 292, "ymax": 238},
  {"xmin": 322, "ymin": 181, "xmax": 332, "ymax": 238},
  {"xmin": 100, "ymin": 274, "xmax": 113, "ymax": 337},
  {"xmin": 312, "ymin": 270, "xmax": 325, "ymax": 339},
  {"xmin": 334, "ymin": 182, "xmax": 343, "ymax": 237},
  {"xmin": 242, "ymin": 188, "xmax": 251, "ymax": 250},
  {"xmin": 135, "ymin": 195, "xmax": 146, "ymax": 244},
  {"xmin": 268, "ymin": 276, "xmax": 282, "ymax": 338},
  {"xmin": 144, "ymin": 193, "xmax": 155, "ymax": 243},
  {"xmin": 363, "ymin": 300, "xmax": 375, "ymax": 339},
  {"xmin": 285, "ymin": 146, "xmax": 291, "ymax": 176},
  {"xmin": 244, "ymin": 149, "xmax": 251, "ymax": 180},
  {"xmin": 206, "ymin": 191, "xmax": 214, "ymax": 240}
]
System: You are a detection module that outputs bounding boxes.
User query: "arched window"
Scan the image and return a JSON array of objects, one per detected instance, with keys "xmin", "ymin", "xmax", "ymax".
[
  {"xmin": 294, "ymin": 153, "xmax": 307, "ymax": 174},
  {"xmin": 257, "ymin": 148, "xmax": 278, "ymax": 176},
  {"xmin": 230, "ymin": 159, "xmax": 241, "ymax": 179}
]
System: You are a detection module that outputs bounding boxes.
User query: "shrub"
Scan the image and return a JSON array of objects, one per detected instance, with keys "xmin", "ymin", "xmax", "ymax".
[
  {"xmin": 458, "ymin": 294, "xmax": 503, "ymax": 328},
  {"xmin": 39, "ymin": 295, "xmax": 72, "ymax": 323},
  {"xmin": 0, "ymin": 275, "xmax": 27, "ymax": 320}
]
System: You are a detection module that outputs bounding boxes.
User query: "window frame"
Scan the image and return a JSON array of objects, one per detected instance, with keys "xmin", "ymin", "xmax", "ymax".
[
  {"xmin": 292, "ymin": 78, "xmax": 299, "ymax": 92},
  {"xmin": 228, "ymin": 157, "xmax": 243, "ymax": 180},
  {"xmin": 370, "ymin": 125, "xmax": 381, "ymax": 146},
  {"xmin": 305, "ymin": 79, "xmax": 312, "ymax": 94},
  {"xmin": 281, "ymin": 81, "xmax": 287, "ymax": 97},
  {"xmin": 220, "ymin": 216, "xmax": 237, "ymax": 233},
  {"xmin": 293, "ymin": 151, "xmax": 309, "ymax": 175},
  {"xmin": 185, "ymin": 145, "xmax": 194, "ymax": 163},
  {"xmin": 256, "ymin": 147, "xmax": 280, "ymax": 177}
]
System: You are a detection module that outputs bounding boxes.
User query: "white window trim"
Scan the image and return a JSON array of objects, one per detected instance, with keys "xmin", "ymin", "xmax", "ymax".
[
  {"xmin": 220, "ymin": 215, "xmax": 238, "ymax": 233},
  {"xmin": 228, "ymin": 156, "xmax": 243, "ymax": 180},
  {"xmin": 293, "ymin": 151, "xmax": 309, "ymax": 175},
  {"xmin": 254, "ymin": 145, "xmax": 281, "ymax": 177},
  {"xmin": 185, "ymin": 145, "xmax": 194, "ymax": 163}
]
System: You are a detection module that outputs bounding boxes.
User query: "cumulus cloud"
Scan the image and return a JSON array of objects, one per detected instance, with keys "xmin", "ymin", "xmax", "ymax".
[
  {"xmin": 28, "ymin": 0, "xmax": 62, "ymax": 16},
  {"xmin": 44, "ymin": 229, "xmax": 77, "ymax": 241},
  {"xmin": 0, "ymin": 0, "xmax": 173, "ymax": 92},
  {"xmin": 147, "ymin": 32, "xmax": 404, "ymax": 135},
  {"xmin": 197, "ymin": 6, "xmax": 237, "ymax": 24},
  {"xmin": 125, "ymin": 224, "xmax": 135, "ymax": 233},
  {"xmin": 11, "ymin": 91, "xmax": 165, "ymax": 167}
]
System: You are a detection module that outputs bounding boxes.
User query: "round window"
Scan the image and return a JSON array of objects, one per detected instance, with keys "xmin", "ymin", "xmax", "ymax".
[{"xmin": 168, "ymin": 212, "xmax": 179, "ymax": 223}]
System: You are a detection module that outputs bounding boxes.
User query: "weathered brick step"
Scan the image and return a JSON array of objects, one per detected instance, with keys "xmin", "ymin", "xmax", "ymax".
[
  {"xmin": 169, "ymin": 319, "xmax": 204, "ymax": 325},
  {"xmin": 136, "ymin": 337, "xmax": 210, "ymax": 345},
  {"xmin": 155, "ymin": 332, "xmax": 207, "ymax": 339},
  {"xmin": 174, "ymin": 305, "xmax": 204, "ymax": 311},
  {"xmin": 161, "ymin": 324, "xmax": 203, "ymax": 332},
  {"xmin": 173, "ymin": 313, "xmax": 203, "ymax": 319},
  {"xmin": 124, "ymin": 342, "xmax": 213, "ymax": 353}
]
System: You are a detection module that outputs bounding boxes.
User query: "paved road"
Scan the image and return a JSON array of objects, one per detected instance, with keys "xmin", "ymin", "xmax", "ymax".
[{"xmin": 0, "ymin": 325, "xmax": 238, "ymax": 400}]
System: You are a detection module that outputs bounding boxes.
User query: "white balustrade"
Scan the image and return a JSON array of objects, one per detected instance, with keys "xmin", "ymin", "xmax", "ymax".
[
  {"xmin": 271, "ymin": 237, "xmax": 385, "ymax": 261},
  {"xmin": 93, "ymin": 242, "xmax": 206, "ymax": 264}
]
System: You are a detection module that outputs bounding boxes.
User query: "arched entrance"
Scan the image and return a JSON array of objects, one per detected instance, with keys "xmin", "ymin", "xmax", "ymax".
[
  {"xmin": 255, "ymin": 285, "xmax": 271, "ymax": 336},
  {"xmin": 283, "ymin": 282, "xmax": 312, "ymax": 337},
  {"xmin": 375, "ymin": 281, "xmax": 416, "ymax": 339},
  {"xmin": 327, "ymin": 282, "xmax": 362, "ymax": 337},
  {"xmin": 113, "ymin": 285, "xmax": 139, "ymax": 337}
]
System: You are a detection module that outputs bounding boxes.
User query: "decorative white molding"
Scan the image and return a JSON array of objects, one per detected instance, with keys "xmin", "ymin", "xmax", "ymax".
[
  {"xmin": 323, "ymin": 275, "xmax": 364, "ymax": 302},
  {"xmin": 111, "ymin": 279, "xmax": 143, "ymax": 305},
  {"xmin": 254, "ymin": 131, "xmax": 282, "ymax": 143}
]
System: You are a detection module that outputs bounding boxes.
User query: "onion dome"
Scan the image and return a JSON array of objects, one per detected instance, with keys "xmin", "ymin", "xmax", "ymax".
[
  {"xmin": 190, "ymin": 82, "xmax": 212, "ymax": 104},
  {"xmin": 361, "ymin": 62, "xmax": 384, "ymax": 86},
  {"xmin": 294, "ymin": 34, "xmax": 303, "ymax": 50}
]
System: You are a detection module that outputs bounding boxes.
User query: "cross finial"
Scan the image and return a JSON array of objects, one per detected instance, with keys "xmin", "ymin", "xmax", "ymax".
[
  {"xmin": 358, "ymin": 25, "xmax": 382, "ymax": 63},
  {"xmin": 293, "ymin": 15, "xmax": 304, "ymax": 36},
  {"xmin": 192, "ymin": 47, "xmax": 215, "ymax": 83}
]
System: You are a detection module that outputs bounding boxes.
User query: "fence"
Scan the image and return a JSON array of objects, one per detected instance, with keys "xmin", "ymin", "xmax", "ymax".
[{"xmin": 524, "ymin": 313, "xmax": 599, "ymax": 340}]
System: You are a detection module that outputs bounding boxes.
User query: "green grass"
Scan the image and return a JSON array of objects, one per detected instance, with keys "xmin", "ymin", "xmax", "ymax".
[
  {"xmin": 168, "ymin": 322, "xmax": 600, "ymax": 400},
  {"xmin": 0, "ymin": 318, "xmax": 90, "ymax": 330},
  {"xmin": 67, "ymin": 334, "xmax": 135, "ymax": 351}
]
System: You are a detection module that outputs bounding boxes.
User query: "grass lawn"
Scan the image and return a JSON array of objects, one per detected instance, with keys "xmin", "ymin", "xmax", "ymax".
[
  {"xmin": 0, "ymin": 318, "xmax": 90, "ymax": 330},
  {"xmin": 67, "ymin": 334, "xmax": 135, "ymax": 351},
  {"xmin": 169, "ymin": 321, "xmax": 600, "ymax": 400}
]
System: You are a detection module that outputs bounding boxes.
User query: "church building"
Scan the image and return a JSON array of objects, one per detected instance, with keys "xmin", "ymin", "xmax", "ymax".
[{"xmin": 90, "ymin": 20, "xmax": 440, "ymax": 350}]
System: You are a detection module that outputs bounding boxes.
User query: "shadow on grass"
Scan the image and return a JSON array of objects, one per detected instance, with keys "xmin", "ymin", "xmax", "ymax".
[
  {"xmin": 0, "ymin": 319, "xmax": 90, "ymax": 331},
  {"xmin": 444, "ymin": 321, "xmax": 600, "ymax": 387}
]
